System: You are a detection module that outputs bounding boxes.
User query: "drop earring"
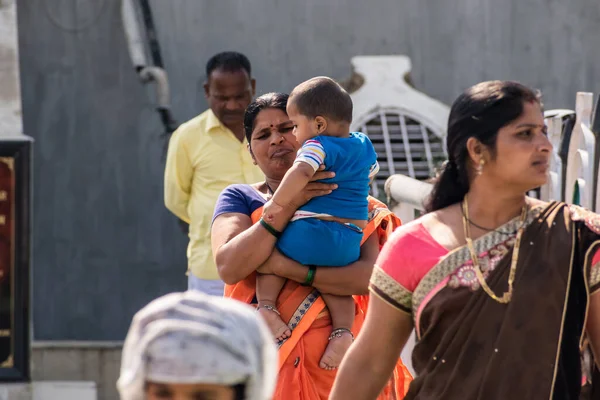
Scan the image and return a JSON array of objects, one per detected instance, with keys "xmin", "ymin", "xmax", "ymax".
[{"xmin": 476, "ymin": 159, "xmax": 485, "ymax": 175}]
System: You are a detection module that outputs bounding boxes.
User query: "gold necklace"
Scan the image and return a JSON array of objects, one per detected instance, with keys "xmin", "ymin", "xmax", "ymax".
[{"xmin": 461, "ymin": 198, "xmax": 528, "ymax": 304}]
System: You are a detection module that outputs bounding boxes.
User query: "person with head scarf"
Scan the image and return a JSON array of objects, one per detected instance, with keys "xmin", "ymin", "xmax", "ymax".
[{"xmin": 117, "ymin": 291, "xmax": 277, "ymax": 400}]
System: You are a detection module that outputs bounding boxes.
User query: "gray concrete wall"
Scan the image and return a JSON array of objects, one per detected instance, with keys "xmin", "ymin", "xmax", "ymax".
[
  {"xmin": 17, "ymin": 0, "xmax": 600, "ymax": 340},
  {"xmin": 150, "ymin": 0, "xmax": 600, "ymax": 118},
  {"xmin": 17, "ymin": 0, "xmax": 188, "ymax": 341}
]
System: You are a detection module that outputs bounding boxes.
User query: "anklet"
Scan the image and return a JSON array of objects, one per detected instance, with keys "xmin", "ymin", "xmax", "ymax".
[
  {"xmin": 328, "ymin": 328, "xmax": 354, "ymax": 341},
  {"xmin": 257, "ymin": 304, "xmax": 280, "ymax": 315}
]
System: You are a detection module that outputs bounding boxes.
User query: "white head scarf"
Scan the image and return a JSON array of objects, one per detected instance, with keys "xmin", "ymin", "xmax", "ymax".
[{"xmin": 117, "ymin": 291, "xmax": 277, "ymax": 400}]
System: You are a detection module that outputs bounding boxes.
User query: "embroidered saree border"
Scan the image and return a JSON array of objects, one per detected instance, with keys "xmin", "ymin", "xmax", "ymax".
[
  {"xmin": 276, "ymin": 289, "xmax": 321, "ymax": 348},
  {"xmin": 288, "ymin": 289, "xmax": 320, "ymax": 330},
  {"xmin": 412, "ymin": 206, "xmax": 543, "ymax": 330},
  {"xmin": 369, "ymin": 265, "xmax": 412, "ymax": 313},
  {"xmin": 570, "ymin": 205, "xmax": 600, "ymax": 235}
]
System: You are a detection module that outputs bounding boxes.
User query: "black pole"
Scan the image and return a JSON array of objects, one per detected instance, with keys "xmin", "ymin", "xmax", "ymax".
[{"xmin": 138, "ymin": 0, "xmax": 164, "ymax": 68}]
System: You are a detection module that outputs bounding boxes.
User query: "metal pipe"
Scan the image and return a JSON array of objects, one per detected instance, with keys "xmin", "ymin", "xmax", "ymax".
[
  {"xmin": 139, "ymin": 66, "xmax": 170, "ymax": 108},
  {"xmin": 139, "ymin": 67, "xmax": 178, "ymax": 141},
  {"xmin": 121, "ymin": 0, "xmax": 147, "ymax": 69},
  {"xmin": 385, "ymin": 174, "xmax": 433, "ymax": 210},
  {"xmin": 121, "ymin": 0, "xmax": 178, "ymax": 138}
]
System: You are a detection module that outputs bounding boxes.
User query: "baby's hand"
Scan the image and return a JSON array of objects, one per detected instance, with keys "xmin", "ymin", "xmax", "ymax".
[{"xmin": 263, "ymin": 200, "xmax": 285, "ymax": 222}]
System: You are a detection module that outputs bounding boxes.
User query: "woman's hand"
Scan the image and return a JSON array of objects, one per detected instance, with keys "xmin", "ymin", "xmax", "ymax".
[
  {"xmin": 257, "ymin": 234, "xmax": 380, "ymax": 295},
  {"xmin": 256, "ymin": 247, "xmax": 296, "ymax": 278},
  {"xmin": 289, "ymin": 167, "xmax": 337, "ymax": 209},
  {"xmin": 256, "ymin": 248, "xmax": 286, "ymax": 275}
]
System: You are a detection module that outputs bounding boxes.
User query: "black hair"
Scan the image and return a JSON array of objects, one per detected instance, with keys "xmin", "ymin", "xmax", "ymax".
[
  {"xmin": 424, "ymin": 80, "xmax": 542, "ymax": 212},
  {"xmin": 243, "ymin": 92, "xmax": 289, "ymax": 144},
  {"xmin": 205, "ymin": 51, "xmax": 251, "ymax": 79},
  {"xmin": 289, "ymin": 76, "xmax": 353, "ymax": 123}
]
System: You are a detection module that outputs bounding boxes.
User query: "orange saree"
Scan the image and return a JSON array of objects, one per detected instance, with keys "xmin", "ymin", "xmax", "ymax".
[{"xmin": 224, "ymin": 196, "xmax": 413, "ymax": 399}]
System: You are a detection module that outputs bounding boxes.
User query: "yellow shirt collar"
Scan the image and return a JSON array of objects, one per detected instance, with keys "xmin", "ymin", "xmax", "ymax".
[
  {"xmin": 206, "ymin": 108, "xmax": 249, "ymax": 144},
  {"xmin": 206, "ymin": 109, "xmax": 225, "ymax": 133}
]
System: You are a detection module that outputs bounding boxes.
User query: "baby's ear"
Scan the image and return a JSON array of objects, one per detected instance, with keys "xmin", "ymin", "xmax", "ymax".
[{"xmin": 314, "ymin": 116, "xmax": 327, "ymax": 134}]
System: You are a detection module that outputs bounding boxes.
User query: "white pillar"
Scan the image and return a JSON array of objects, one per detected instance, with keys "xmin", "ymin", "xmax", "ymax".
[
  {"xmin": 565, "ymin": 93, "xmax": 595, "ymax": 207},
  {"xmin": 0, "ymin": 0, "xmax": 23, "ymax": 137}
]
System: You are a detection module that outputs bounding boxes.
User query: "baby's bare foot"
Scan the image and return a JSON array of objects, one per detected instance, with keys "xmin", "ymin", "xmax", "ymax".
[
  {"xmin": 258, "ymin": 306, "xmax": 291, "ymax": 342},
  {"xmin": 319, "ymin": 329, "xmax": 354, "ymax": 370}
]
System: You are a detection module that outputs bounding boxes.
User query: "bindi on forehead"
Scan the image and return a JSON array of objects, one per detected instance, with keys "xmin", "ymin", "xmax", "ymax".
[
  {"xmin": 257, "ymin": 122, "xmax": 287, "ymax": 131},
  {"xmin": 255, "ymin": 118, "xmax": 291, "ymax": 129}
]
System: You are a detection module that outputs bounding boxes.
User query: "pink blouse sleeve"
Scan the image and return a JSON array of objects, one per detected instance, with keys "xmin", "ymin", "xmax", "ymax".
[{"xmin": 369, "ymin": 221, "xmax": 447, "ymax": 314}]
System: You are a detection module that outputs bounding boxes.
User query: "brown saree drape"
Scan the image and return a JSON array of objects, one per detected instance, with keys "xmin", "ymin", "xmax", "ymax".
[{"xmin": 403, "ymin": 202, "xmax": 600, "ymax": 400}]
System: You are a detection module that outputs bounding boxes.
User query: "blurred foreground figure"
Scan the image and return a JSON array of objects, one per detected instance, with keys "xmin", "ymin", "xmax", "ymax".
[{"xmin": 117, "ymin": 291, "xmax": 277, "ymax": 400}]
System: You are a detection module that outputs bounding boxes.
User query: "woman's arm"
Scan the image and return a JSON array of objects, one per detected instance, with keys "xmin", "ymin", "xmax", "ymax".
[
  {"xmin": 329, "ymin": 295, "xmax": 413, "ymax": 400},
  {"xmin": 212, "ymin": 172, "xmax": 336, "ymax": 285},
  {"xmin": 257, "ymin": 233, "xmax": 380, "ymax": 295},
  {"xmin": 212, "ymin": 212, "xmax": 285, "ymax": 285}
]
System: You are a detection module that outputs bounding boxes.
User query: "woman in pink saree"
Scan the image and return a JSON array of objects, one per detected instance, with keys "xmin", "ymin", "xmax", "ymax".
[{"xmin": 331, "ymin": 81, "xmax": 600, "ymax": 399}]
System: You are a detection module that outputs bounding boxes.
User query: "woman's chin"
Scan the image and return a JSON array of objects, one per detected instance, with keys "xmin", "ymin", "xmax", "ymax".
[
  {"xmin": 266, "ymin": 160, "xmax": 293, "ymax": 175},
  {"xmin": 272, "ymin": 157, "xmax": 294, "ymax": 168},
  {"xmin": 525, "ymin": 177, "xmax": 549, "ymax": 193}
]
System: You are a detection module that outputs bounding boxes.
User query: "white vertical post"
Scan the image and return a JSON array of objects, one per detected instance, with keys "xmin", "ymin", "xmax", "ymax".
[
  {"xmin": 379, "ymin": 111, "xmax": 397, "ymax": 176},
  {"xmin": 397, "ymin": 114, "xmax": 415, "ymax": 177},
  {"xmin": 565, "ymin": 93, "xmax": 595, "ymax": 207},
  {"xmin": 540, "ymin": 116, "xmax": 564, "ymax": 201},
  {"xmin": 0, "ymin": 0, "xmax": 23, "ymax": 137}
]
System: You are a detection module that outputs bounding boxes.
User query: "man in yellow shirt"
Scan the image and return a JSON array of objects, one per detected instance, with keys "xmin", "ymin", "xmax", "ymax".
[{"xmin": 164, "ymin": 52, "xmax": 264, "ymax": 295}]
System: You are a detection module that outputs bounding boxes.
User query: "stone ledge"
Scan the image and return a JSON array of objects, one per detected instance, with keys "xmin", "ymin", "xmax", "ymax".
[
  {"xmin": 0, "ymin": 382, "xmax": 96, "ymax": 400},
  {"xmin": 31, "ymin": 344, "xmax": 120, "ymax": 400}
]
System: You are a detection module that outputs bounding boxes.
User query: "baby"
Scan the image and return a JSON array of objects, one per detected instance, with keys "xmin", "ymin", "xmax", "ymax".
[{"xmin": 259, "ymin": 76, "xmax": 378, "ymax": 370}]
